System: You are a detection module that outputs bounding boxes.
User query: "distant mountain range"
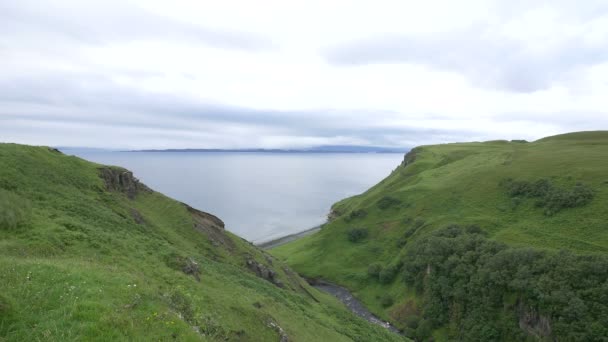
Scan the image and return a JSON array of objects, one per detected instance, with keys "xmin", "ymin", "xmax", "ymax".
[{"xmin": 130, "ymin": 145, "xmax": 409, "ymax": 153}]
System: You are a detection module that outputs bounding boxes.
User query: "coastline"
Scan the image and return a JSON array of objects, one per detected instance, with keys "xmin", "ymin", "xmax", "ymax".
[{"xmin": 256, "ymin": 225, "xmax": 322, "ymax": 249}]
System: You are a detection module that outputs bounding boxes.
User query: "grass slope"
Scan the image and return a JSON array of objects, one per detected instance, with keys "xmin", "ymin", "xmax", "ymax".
[
  {"xmin": 272, "ymin": 131, "xmax": 608, "ymax": 339},
  {"xmin": 0, "ymin": 144, "xmax": 404, "ymax": 342}
]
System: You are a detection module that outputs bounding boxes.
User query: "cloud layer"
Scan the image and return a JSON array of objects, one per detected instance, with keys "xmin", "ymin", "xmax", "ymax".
[{"xmin": 1, "ymin": 0, "xmax": 608, "ymax": 149}]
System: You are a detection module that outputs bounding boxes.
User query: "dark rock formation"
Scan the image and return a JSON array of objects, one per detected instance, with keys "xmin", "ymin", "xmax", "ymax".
[
  {"xmin": 186, "ymin": 205, "xmax": 236, "ymax": 251},
  {"xmin": 181, "ymin": 258, "xmax": 201, "ymax": 282},
  {"xmin": 246, "ymin": 258, "xmax": 284, "ymax": 288},
  {"xmin": 165, "ymin": 254, "xmax": 201, "ymax": 281},
  {"xmin": 99, "ymin": 167, "xmax": 150, "ymax": 199},
  {"xmin": 327, "ymin": 209, "xmax": 342, "ymax": 222},
  {"xmin": 401, "ymin": 148, "xmax": 419, "ymax": 168}
]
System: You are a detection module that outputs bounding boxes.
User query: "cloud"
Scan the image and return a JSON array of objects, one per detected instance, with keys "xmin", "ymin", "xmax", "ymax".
[
  {"xmin": 324, "ymin": 28, "xmax": 608, "ymax": 92},
  {"xmin": 0, "ymin": 0, "xmax": 273, "ymax": 51},
  {"xmin": 323, "ymin": 1, "xmax": 608, "ymax": 92},
  {"xmin": 0, "ymin": 72, "xmax": 477, "ymax": 149},
  {"xmin": 1, "ymin": 0, "xmax": 608, "ymax": 149}
]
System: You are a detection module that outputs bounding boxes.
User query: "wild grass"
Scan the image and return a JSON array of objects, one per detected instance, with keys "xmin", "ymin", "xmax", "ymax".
[
  {"xmin": 272, "ymin": 131, "xmax": 608, "ymax": 338},
  {"xmin": 0, "ymin": 143, "xmax": 404, "ymax": 341}
]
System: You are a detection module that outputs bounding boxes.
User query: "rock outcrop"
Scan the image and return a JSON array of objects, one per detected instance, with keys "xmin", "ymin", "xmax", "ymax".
[
  {"xmin": 99, "ymin": 167, "xmax": 150, "ymax": 199},
  {"xmin": 246, "ymin": 258, "xmax": 284, "ymax": 288},
  {"xmin": 186, "ymin": 205, "xmax": 236, "ymax": 251},
  {"xmin": 401, "ymin": 147, "xmax": 419, "ymax": 168}
]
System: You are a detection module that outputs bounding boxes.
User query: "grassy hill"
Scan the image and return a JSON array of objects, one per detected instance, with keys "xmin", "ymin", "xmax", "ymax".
[
  {"xmin": 272, "ymin": 131, "xmax": 608, "ymax": 341},
  {"xmin": 0, "ymin": 144, "xmax": 404, "ymax": 341}
]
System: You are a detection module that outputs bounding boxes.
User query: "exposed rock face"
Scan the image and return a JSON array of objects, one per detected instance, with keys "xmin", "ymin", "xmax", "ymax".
[
  {"xmin": 518, "ymin": 302, "xmax": 552, "ymax": 339},
  {"xmin": 181, "ymin": 258, "xmax": 201, "ymax": 282},
  {"xmin": 99, "ymin": 167, "xmax": 150, "ymax": 199},
  {"xmin": 401, "ymin": 148, "xmax": 419, "ymax": 168},
  {"xmin": 186, "ymin": 205, "xmax": 236, "ymax": 251},
  {"xmin": 246, "ymin": 258, "xmax": 284, "ymax": 288},
  {"xmin": 266, "ymin": 319, "xmax": 289, "ymax": 342},
  {"xmin": 327, "ymin": 209, "xmax": 342, "ymax": 222}
]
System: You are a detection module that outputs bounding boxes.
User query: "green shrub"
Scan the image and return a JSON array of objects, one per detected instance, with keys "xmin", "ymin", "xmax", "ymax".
[
  {"xmin": 377, "ymin": 196, "xmax": 402, "ymax": 210},
  {"xmin": 367, "ymin": 263, "xmax": 383, "ymax": 278},
  {"xmin": 169, "ymin": 290, "xmax": 195, "ymax": 323},
  {"xmin": 396, "ymin": 236, "xmax": 407, "ymax": 248},
  {"xmin": 405, "ymin": 315, "xmax": 420, "ymax": 329},
  {"xmin": 380, "ymin": 294, "xmax": 394, "ymax": 308},
  {"xmin": 502, "ymin": 178, "xmax": 594, "ymax": 215},
  {"xmin": 345, "ymin": 209, "xmax": 367, "ymax": 222},
  {"xmin": 379, "ymin": 264, "xmax": 400, "ymax": 284},
  {"xmin": 347, "ymin": 228, "xmax": 368, "ymax": 242}
]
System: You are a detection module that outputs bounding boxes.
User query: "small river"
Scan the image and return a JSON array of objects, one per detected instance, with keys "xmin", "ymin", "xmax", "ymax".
[{"xmin": 309, "ymin": 279, "xmax": 402, "ymax": 335}]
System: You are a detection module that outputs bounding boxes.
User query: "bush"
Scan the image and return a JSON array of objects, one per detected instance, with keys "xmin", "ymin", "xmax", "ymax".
[
  {"xmin": 367, "ymin": 263, "xmax": 383, "ymax": 278},
  {"xmin": 347, "ymin": 228, "xmax": 368, "ymax": 242},
  {"xmin": 502, "ymin": 178, "xmax": 594, "ymax": 215},
  {"xmin": 377, "ymin": 196, "xmax": 402, "ymax": 210},
  {"xmin": 380, "ymin": 294, "xmax": 394, "ymax": 307},
  {"xmin": 345, "ymin": 209, "xmax": 367, "ymax": 222},
  {"xmin": 169, "ymin": 290, "xmax": 194, "ymax": 323},
  {"xmin": 379, "ymin": 264, "xmax": 400, "ymax": 284}
]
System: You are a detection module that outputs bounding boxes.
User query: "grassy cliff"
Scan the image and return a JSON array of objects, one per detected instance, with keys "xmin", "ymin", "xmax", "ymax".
[
  {"xmin": 273, "ymin": 131, "xmax": 608, "ymax": 340},
  {"xmin": 0, "ymin": 144, "xmax": 404, "ymax": 341}
]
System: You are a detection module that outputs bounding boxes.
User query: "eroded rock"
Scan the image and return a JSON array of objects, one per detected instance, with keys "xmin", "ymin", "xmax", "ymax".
[
  {"xmin": 99, "ymin": 167, "xmax": 150, "ymax": 199},
  {"xmin": 246, "ymin": 258, "xmax": 284, "ymax": 288}
]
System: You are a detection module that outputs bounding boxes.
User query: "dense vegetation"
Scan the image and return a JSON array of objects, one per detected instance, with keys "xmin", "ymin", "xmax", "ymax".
[
  {"xmin": 273, "ymin": 131, "xmax": 608, "ymax": 340},
  {"xmin": 403, "ymin": 225, "xmax": 608, "ymax": 341},
  {"xmin": 502, "ymin": 178, "xmax": 595, "ymax": 216},
  {"xmin": 0, "ymin": 144, "xmax": 403, "ymax": 341}
]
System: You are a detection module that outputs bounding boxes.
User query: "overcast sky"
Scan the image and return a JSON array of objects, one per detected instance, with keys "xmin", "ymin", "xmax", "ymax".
[{"xmin": 1, "ymin": 0, "xmax": 608, "ymax": 149}]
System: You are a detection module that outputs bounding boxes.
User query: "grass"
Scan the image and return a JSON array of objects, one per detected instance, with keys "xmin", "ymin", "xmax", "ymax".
[
  {"xmin": 272, "ymin": 131, "xmax": 608, "ymax": 333},
  {"xmin": 0, "ymin": 143, "xmax": 405, "ymax": 341}
]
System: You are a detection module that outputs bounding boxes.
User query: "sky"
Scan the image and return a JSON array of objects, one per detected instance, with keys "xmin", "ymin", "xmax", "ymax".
[{"xmin": 1, "ymin": 0, "xmax": 608, "ymax": 149}]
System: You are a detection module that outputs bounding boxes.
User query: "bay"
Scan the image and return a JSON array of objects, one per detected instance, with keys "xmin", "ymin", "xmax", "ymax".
[{"xmin": 67, "ymin": 151, "xmax": 404, "ymax": 243}]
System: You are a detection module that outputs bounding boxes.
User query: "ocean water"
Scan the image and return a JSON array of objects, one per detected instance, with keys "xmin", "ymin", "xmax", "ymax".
[{"xmin": 68, "ymin": 151, "xmax": 404, "ymax": 243}]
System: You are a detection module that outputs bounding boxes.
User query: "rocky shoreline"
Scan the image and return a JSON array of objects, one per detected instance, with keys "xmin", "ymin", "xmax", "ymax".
[{"xmin": 256, "ymin": 226, "xmax": 322, "ymax": 249}]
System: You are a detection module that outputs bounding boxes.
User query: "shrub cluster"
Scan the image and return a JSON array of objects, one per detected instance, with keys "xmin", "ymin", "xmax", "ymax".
[
  {"xmin": 377, "ymin": 196, "xmax": 402, "ymax": 210},
  {"xmin": 502, "ymin": 178, "xmax": 594, "ymax": 215},
  {"xmin": 345, "ymin": 209, "xmax": 367, "ymax": 222},
  {"xmin": 368, "ymin": 261, "xmax": 401, "ymax": 284},
  {"xmin": 401, "ymin": 225, "xmax": 608, "ymax": 341},
  {"xmin": 346, "ymin": 227, "xmax": 368, "ymax": 242}
]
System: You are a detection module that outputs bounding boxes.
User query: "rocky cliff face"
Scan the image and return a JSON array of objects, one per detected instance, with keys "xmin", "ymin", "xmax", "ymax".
[
  {"xmin": 400, "ymin": 147, "xmax": 419, "ymax": 168},
  {"xmin": 99, "ymin": 167, "xmax": 150, "ymax": 199}
]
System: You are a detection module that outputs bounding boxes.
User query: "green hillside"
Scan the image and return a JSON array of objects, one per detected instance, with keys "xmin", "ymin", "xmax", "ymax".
[
  {"xmin": 273, "ymin": 131, "xmax": 608, "ymax": 341},
  {"xmin": 0, "ymin": 144, "xmax": 404, "ymax": 341}
]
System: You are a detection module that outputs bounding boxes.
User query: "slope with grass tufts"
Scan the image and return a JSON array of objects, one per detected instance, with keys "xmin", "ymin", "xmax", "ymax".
[
  {"xmin": 0, "ymin": 143, "xmax": 404, "ymax": 341},
  {"xmin": 273, "ymin": 131, "xmax": 608, "ymax": 341}
]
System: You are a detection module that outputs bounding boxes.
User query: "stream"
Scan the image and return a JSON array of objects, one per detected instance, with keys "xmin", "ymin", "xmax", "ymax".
[{"xmin": 308, "ymin": 279, "xmax": 402, "ymax": 335}]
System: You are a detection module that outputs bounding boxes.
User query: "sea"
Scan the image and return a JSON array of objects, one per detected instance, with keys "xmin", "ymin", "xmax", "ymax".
[{"xmin": 65, "ymin": 151, "xmax": 404, "ymax": 243}]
